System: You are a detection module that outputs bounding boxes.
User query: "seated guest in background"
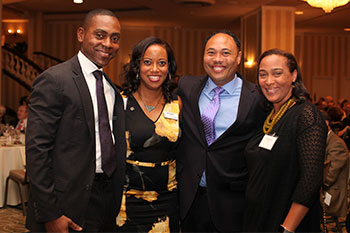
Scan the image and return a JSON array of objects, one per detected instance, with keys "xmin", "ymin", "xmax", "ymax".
[
  {"xmin": 342, "ymin": 101, "xmax": 350, "ymax": 126},
  {"xmin": 325, "ymin": 95, "xmax": 335, "ymax": 111},
  {"xmin": 340, "ymin": 99, "xmax": 348, "ymax": 114},
  {"xmin": 19, "ymin": 95, "xmax": 29, "ymax": 106},
  {"xmin": 116, "ymin": 37, "xmax": 180, "ymax": 232},
  {"xmin": 320, "ymin": 110, "xmax": 349, "ymax": 233},
  {"xmin": 328, "ymin": 106, "xmax": 350, "ymax": 138},
  {"xmin": 0, "ymin": 105, "xmax": 17, "ymax": 126},
  {"xmin": 0, "ymin": 105, "xmax": 6, "ymax": 124},
  {"xmin": 341, "ymin": 103, "xmax": 350, "ymax": 149},
  {"xmin": 243, "ymin": 48, "xmax": 327, "ymax": 232},
  {"xmin": 15, "ymin": 105, "xmax": 28, "ymax": 132}
]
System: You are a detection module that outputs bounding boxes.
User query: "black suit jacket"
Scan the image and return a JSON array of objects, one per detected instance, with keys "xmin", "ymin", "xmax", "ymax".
[
  {"xmin": 25, "ymin": 55, "xmax": 126, "ymax": 231},
  {"xmin": 176, "ymin": 74, "xmax": 265, "ymax": 232}
]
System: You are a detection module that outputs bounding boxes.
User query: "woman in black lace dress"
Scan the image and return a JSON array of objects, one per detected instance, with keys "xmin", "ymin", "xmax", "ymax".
[
  {"xmin": 116, "ymin": 37, "xmax": 180, "ymax": 232},
  {"xmin": 243, "ymin": 49, "xmax": 327, "ymax": 232}
]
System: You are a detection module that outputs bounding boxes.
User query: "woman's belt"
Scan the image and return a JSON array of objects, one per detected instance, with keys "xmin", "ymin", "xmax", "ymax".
[{"xmin": 126, "ymin": 159, "xmax": 174, "ymax": 168}]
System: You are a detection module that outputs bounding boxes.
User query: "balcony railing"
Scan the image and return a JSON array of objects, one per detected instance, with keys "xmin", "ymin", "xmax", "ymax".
[
  {"xmin": 32, "ymin": 51, "xmax": 63, "ymax": 71},
  {"xmin": 2, "ymin": 46, "xmax": 43, "ymax": 91}
]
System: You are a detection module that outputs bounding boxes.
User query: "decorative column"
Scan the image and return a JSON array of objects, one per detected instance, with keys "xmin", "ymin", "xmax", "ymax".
[
  {"xmin": 27, "ymin": 11, "xmax": 43, "ymax": 60},
  {"xmin": 241, "ymin": 6, "xmax": 295, "ymax": 82}
]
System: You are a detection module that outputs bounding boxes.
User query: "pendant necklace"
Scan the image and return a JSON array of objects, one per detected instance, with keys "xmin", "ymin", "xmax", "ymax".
[{"xmin": 137, "ymin": 92, "xmax": 162, "ymax": 112}]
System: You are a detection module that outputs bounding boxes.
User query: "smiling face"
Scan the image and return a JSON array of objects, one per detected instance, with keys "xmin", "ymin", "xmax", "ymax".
[
  {"xmin": 258, "ymin": 54, "xmax": 297, "ymax": 111},
  {"xmin": 77, "ymin": 14, "xmax": 121, "ymax": 68},
  {"xmin": 203, "ymin": 33, "xmax": 242, "ymax": 86},
  {"xmin": 139, "ymin": 44, "xmax": 169, "ymax": 91}
]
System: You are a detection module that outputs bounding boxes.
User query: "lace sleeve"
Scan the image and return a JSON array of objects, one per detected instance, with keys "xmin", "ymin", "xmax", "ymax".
[{"xmin": 292, "ymin": 103, "xmax": 327, "ymax": 207}]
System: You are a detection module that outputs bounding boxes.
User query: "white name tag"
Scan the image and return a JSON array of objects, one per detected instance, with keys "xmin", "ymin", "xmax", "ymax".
[
  {"xmin": 164, "ymin": 111, "xmax": 178, "ymax": 120},
  {"xmin": 258, "ymin": 134, "xmax": 278, "ymax": 150},
  {"xmin": 324, "ymin": 192, "xmax": 332, "ymax": 206}
]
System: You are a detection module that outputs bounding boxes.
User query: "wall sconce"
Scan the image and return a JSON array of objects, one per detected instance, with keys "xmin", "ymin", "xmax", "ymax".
[
  {"xmin": 7, "ymin": 28, "xmax": 22, "ymax": 36},
  {"xmin": 244, "ymin": 59, "xmax": 255, "ymax": 68},
  {"xmin": 73, "ymin": 0, "xmax": 83, "ymax": 3}
]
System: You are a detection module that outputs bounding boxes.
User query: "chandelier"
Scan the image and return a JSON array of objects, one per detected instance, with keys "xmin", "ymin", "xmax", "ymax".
[{"xmin": 303, "ymin": 0, "xmax": 350, "ymax": 13}]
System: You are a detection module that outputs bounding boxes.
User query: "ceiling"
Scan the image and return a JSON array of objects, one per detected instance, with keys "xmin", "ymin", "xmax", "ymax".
[{"xmin": 3, "ymin": 0, "xmax": 350, "ymax": 32}]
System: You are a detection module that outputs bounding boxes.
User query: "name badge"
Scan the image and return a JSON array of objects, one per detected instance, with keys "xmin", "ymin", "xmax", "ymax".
[
  {"xmin": 258, "ymin": 134, "xmax": 278, "ymax": 150},
  {"xmin": 164, "ymin": 111, "xmax": 178, "ymax": 121},
  {"xmin": 324, "ymin": 192, "xmax": 332, "ymax": 206}
]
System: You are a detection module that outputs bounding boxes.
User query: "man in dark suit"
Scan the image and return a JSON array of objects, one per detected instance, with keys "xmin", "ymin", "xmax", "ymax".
[
  {"xmin": 177, "ymin": 30, "xmax": 265, "ymax": 232},
  {"xmin": 26, "ymin": 9, "xmax": 126, "ymax": 232}
]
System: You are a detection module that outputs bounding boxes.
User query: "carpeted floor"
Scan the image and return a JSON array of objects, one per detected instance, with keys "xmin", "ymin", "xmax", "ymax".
[{"xmin": 0, "ymin": 206, "xmax": 28, "ymax": 232}]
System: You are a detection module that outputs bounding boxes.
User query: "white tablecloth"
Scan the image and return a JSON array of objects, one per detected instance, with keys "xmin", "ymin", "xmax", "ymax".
[{"xmin": 0, "ymin": 144, "xmax": 27, "ymax": 207}]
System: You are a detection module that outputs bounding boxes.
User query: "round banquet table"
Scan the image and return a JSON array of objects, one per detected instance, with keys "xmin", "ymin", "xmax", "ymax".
[{"xmin": 0, "ymin": 144, "xmax": 27, "ymax": 207}]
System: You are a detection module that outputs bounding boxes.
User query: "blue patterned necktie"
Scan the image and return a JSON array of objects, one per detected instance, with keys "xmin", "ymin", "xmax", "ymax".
[
  {"xmin": 201, "ymin": 87, "xmax": 224, "ymax": 145},
  {"xmin": 199, "ymin": 86, "xmax": 224, "ymax": 187},
  {"xmin": 93, "ymin": 70, "xmax": 116, "ymax": 177}
]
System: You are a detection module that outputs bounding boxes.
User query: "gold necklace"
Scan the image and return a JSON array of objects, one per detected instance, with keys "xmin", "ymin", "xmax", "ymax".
[
  {"xmin": 137, "ymin": 91, "xmax": 162, "ymax": 112},
  {"xmin": 263, "ymin": 99, "xmax": 294, "ymax": 134}
]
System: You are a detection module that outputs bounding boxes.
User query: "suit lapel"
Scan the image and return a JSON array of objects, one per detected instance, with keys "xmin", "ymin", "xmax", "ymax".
[
  {"xmin": 71, "ymin": 56, "xmax": 95, "ymax": 140},
  {"xmin": 234, "ymin": 78, "xmax": 257, "ymax": 126},
  {"xmin": 191, "ymin": 75, "xmax": 209, "ymax": 147}
]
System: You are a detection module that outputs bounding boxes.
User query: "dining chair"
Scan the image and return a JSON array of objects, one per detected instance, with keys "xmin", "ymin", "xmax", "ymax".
[{"xmin": 3, "ymin": 168, "xmax": 29, "ymax": 215}]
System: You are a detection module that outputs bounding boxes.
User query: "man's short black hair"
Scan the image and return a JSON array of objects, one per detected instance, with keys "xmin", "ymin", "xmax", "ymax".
[
  {"xmin": 82, "ymin": 8, "xmax": 118, "ymax": 29},
  {"xmin": 204, "ymin": 30, "xmax": 241, "ymax": 50}
]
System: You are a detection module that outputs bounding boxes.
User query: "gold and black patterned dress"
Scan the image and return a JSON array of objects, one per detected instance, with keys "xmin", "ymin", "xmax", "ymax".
[{"xmin": 116, "ymin": 94, "xmax": 180, "ymax": 232}]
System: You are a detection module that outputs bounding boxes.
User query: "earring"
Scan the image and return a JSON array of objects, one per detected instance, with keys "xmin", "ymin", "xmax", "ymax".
[
  {"xmin": 292, "ymin": 82, "xmax": 295, "ymax": 88},
  {"xmin": 168, "ymin": 73, "xmax": 172, "ymax": 80},
  {"xmin": 136, "ymin": 73, "xmax": 140, "ymax": 80}
]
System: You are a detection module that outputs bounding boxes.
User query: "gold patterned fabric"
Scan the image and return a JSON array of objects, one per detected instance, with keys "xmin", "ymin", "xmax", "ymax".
[{"xmin": 117, "ymin": 95, "xmax": 180, "ymax": 232}]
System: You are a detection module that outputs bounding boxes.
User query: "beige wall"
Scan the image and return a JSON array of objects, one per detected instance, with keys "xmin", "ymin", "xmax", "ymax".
[
  {"xmin": 1, "ymin": 74, "xmax": 30, "ymax": 110},
  {"xmin": 295, "ymin": 33, "xmax": 350, "ymax": 102}
]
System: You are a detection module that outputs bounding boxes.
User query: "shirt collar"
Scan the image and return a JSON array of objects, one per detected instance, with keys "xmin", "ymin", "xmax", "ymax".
[
  {"xmin": 77, "ymin": 51, "xmax": 103, "ymax": 75},
  {"xmin": 204, "ymin": 73, "xmax": 241, "ymax": 96}
]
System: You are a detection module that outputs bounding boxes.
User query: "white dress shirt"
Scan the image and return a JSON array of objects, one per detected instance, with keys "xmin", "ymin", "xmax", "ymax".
[{"xmin": 77, "ymin": 51, "xmax": 115, "ymax": 173}]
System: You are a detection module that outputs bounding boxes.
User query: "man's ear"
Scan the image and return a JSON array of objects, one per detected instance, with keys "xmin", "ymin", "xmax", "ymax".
[
  {"xmin": 77, "ymin": 27, "xmax": 84, "ymax": 43},
  {"xmin": 236, "ymin": 50, "xmax": 242, "ymax": 65}
]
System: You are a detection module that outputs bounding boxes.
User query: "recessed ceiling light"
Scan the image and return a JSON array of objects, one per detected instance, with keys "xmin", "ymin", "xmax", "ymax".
[
  {"xmin": 295, "ymin": 11, "xmax": 304, "ymax": 15},
  {"xmin": 73, "ymin": 0, "xmax": 83, "ymax": 4},
  {"xmin": 345, "ymin": 28, "xmax": 350, "ymax": 32}
]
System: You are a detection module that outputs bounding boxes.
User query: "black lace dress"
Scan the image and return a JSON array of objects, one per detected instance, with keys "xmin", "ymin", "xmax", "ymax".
[
  {"xmin": 116, "ymin": 95, "xmax": 180, "ymax": 232},
  {"xmin": 243, "ymin": 100, "xmax": 327, "ymax": 232}
]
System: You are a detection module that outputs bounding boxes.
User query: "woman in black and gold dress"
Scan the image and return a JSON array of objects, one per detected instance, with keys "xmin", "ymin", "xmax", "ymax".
[
  {"xmin": 243, "ymin": 49, "xmax": 327, "ymax": 232},
  {"xmin": 116, "ymin": 37, "xmax": 180, "ymax": 232}
]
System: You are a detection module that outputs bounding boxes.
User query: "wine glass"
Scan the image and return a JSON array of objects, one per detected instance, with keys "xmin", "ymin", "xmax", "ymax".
[
  {"xmin": 3, "ymin": 125, "xmax": 14, "ymax": 144},
  {"xmin": 14, "ymin": 129, "xmax": 21, "ymax": 143},
  {"xmin": 3, "ymin": 124, "xmax": 10, "ymax": 137}
]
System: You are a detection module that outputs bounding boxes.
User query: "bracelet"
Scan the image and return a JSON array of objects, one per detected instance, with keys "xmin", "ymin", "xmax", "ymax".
[{"xmin": 280, "ymin": 224, "xmax": 295, "ymax": 233}]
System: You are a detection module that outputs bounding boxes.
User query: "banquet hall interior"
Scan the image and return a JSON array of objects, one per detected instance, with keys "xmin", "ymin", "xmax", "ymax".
[{"xmin": 0, "ymin": 0, "xmax": 349, "ymax": 231}]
